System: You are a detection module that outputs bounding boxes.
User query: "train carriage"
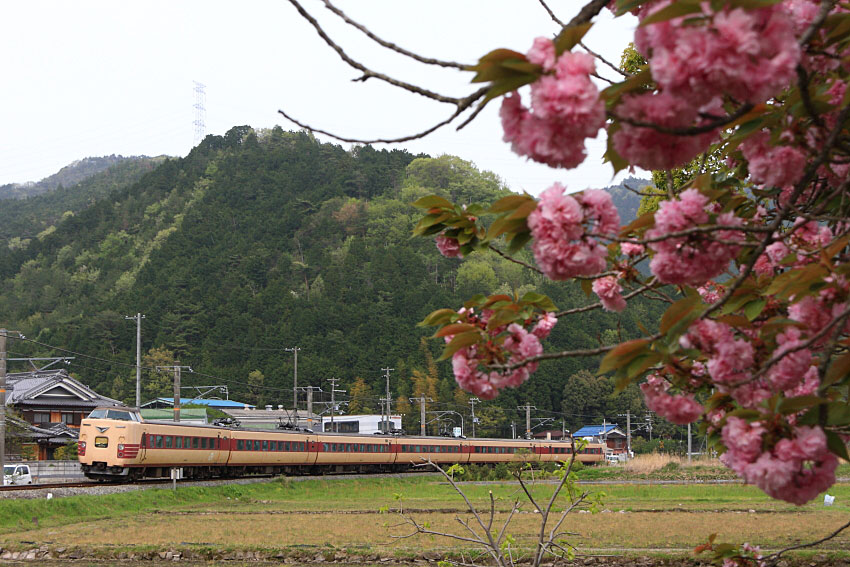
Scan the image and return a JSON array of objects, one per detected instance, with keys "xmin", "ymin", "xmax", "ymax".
[{"xmin": 78, "ymin": 407, "xmax": 604, "ymax": 482}]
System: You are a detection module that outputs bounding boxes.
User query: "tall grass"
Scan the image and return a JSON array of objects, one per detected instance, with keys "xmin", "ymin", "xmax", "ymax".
[{"xmin": 623, "ymin": 452, "xmax": 723, "ymax": 474}]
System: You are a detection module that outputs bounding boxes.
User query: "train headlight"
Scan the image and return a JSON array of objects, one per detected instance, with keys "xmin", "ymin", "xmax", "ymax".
[{"xmin": 117, "ymin": 443, "xmax": 124, "ymax": 458}]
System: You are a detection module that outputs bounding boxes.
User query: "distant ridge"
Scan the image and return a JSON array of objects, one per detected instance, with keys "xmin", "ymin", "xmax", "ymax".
[{"xmin": 0, "ymin": 155, "xmax": 153, "ymax": 200}]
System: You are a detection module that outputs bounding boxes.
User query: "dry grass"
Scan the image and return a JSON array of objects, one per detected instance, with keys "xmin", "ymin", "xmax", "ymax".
[
  {"xmin": 622, "ymin": 453, "xmax": 723, "ymax": 474},
  {"xmin": 8, "ymin": 509, "xmax": 849, "ymax": 554}
]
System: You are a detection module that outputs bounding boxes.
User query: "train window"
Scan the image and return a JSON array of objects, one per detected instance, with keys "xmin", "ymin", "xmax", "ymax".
[
  {"xmin": 252, "ymin": 440, "xmax": 259, "ymax": 451},
  {"xmin": 237, "ymin": 440, "xmax": 244, "ymax": 451},
  {"xmin": 284, "ymin": 442, "xmax": 290, "ymax": 451},
  {"xmin": 189, "ymin": 437, "xmax": 196, "ymax": 449},
  {"xmin": 165, "ymin": 436, "xmax": 172, "ymax": 449},
  {"xmin": 175, "ymin": 437, "xmax": 182, "ymax": 449},
  {"xmin": 154, "ymin": 435, "xmax": 162, "ymax": 448},
  {"xmin": 262, "ymin": 440, "xmax": 268, "ymax": 451},
  {"xmin": 323, "ymin": 443, "xmax": 329, "ymax": 452}
]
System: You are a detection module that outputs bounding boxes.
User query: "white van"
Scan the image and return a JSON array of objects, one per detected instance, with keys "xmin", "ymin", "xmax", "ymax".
[{"xmin": 3, "ymin": 464, "xmax": 34, "ymax": 485}]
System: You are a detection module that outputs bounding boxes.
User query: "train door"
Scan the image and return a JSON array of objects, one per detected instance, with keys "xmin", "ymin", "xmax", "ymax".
[{"xmin": 139, "ymin": 431, "xmax": 147, "ymax": 462}]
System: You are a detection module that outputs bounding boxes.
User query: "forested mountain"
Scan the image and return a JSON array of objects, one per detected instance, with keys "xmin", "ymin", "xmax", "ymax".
[
  {"xmin": 0, "ymin": 157, "xmax": 165, "ymax": 243},
  {"xmin": 0, "ymin": 155, "xmax": 151, "ymax": 201},
  {"xmin": 1, "ymin": 127, "xmax": 664, "ymax": 438}
]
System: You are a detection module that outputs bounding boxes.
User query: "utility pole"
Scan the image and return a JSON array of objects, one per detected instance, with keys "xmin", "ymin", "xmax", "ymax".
[
  {"xmin": 510, "ymin": 422, "xmax": 516, "ymax": 439},
  {"xmin": 381, "ymin": 367, "xmax": 394, "ymax": 433},
  {"xmin": 646, "ymin": 413, "xmax": 653, "ymax": 441},
  {"xmin": 327, "ymin": 377, "xmax": 345, "ymax": 433},
  {"xmin": 410, "ymin": 395, "xmax": 433, "ymax": 436},
  {"xmin": 156, "ymin": 363, "xmax": 192, "ymax": 422},
  {"xmin": 1, "ymin": 329, "xmax": 8, "ymax": 477},
  {"xmin": 124, "ymin": 313, "xmax": 145, "ymax": 408},
  {"xmin": 285, "ymin": 347, "xmax": 301, "ymax": 423},
  {"xmin": 469, "ymin": 397, "xmax": 479, "ymax": 439},
  {"xmin": 618, "ymin": 411, "xmax": 632, "ymax": 458},
  {"xmin": 518, "ymin": 404, "xmax": 536, "ymax": 439},
  {"xmin": 307, "ymin": 389, "xmax": 313, "ymax": 431}
]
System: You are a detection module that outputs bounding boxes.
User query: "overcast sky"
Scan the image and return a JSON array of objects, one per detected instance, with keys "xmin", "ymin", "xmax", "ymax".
[{"xmin": 1, "ymin": 1, "xmax": 640, "ymax": 195}]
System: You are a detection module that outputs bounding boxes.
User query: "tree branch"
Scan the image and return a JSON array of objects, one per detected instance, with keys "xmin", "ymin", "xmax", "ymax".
[
  {"xmin": 612, "ymin": 104, "xmax": 754, "ymax": 136},
  {"xmin": 287, "ymin": 0, "xmax": 463, "ymax": 104},
  {"xmin": 321, "ymin": 0, "xmax": 470, "ymax": 70}
]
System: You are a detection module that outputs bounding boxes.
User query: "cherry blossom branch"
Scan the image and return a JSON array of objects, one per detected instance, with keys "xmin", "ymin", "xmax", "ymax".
[
  {"xmin": 278, "ymin": 88, "xmax": 487, "ymax": 144},
  {"xmin": 581, "ymin": 41, "xmax": 632, "ymax": 78},
  {"xmin": 748, "ymin": 303, "xmax": 850, "ymax": 383},
  {"xmin": 555, "ymin": 279, "xmax": 659, "ymax": 317},
  {"xmin": 703, "ymin": 103, "xmax": 850, "ymax": 320},
  {"xmin": 287, "ymin": 0, "xmax": 464, "ymax": 105},
  {"xmin": 600, "ymin": 224, "xmax": 773, "ymax": 244},
  {"xmin": 796, "ymin": 65, "xmax": 825, "ymax": 127},
  {"xmin": 488, "ymin": 244, "xmax": 544, "ymax": 274},
  {"xmin": 798, "ymin": 0, "xmax": 838, "ymax": 46},
  {"xmin": 320, "ymin": 0, "xmax": 470, "ymax": 70},
  {"xmin": 764, "ymin": 517, "xmax": 850, "ymax": 563},
  {"xmin": 492, "ymin": 333, "xmax": 664, "ymax": 371},
  {"xmin": 611, "ymin": 104, "xmax": 754, "ymax": 136},
  {"xmin": 536, "ymin": 0, "xmax": 565, "ymax": 26}
]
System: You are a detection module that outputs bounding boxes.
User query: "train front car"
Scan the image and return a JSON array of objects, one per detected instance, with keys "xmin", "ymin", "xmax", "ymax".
[{"xmin": 78, "ymin": 407, "xmax": 146, "ymax": 481}]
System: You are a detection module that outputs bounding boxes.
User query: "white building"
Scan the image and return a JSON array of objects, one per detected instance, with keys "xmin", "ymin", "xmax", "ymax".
[{"xmin": 322, "ymin": 414, "xmax": 402, "ymax": 435}]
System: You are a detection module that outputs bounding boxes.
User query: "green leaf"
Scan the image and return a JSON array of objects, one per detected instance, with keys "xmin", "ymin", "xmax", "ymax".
[
  {"xmin": 824, "ymin": 352, "xmax": 850, "ymax": 387},
  {"xmin": 777, "ymin": 395, "xmax": 824, "ymax": 415},
  {"xmin": 419, "ymin": 308, "xmax": 457, "ymax": 327},
  {"xmin": 826, "ymin": 430, "xmax": 850, "ymax": 461},
  {"xmin": 413, "ymin": 212, "xmax": 452, "ymax": 235},
  {"xmin": 488, "ymin": 194, "xmax": 534, "ymax": 214},
  {"xmin": 412, "ymin": 195, "xmax": 454, "ymax": 210},
  {"xmin": 743, "ymin": 298, "xmax": 767, "ymax": 321},
  {"xmin": 433, "ymin": 323, "xmax": 477, "ymax": 338},
  {"xmin": 480, "ymin": 74, "xmax": 539, "ymax": 105},
  {"xmin": 439, "ymin": 331, "xmax": 482, "ymax": 361},
  {"xmin": 639, "ymin": 0, "xmax": 703, "ymax": 27},
  {"xmin": 826, "ymin": 401, "xmax": 850, "ymax": 426},
  {"xmin": 601, "ymin": 68, "xmax": 653, "ymax": 104},
  {"xmin": 554, "ymin": 22, "xmax": 593, "ymax": 55},
  {"xmin": 660, "ymin": 295, "xmax": 702, "ymax": 335},
  {"xmin": 598, "ymin": 339, "xmax": 650, "ymax": 375},
  {"xmin": 507, "ymin": 230, "xmax": 532, "ymax": 254}
]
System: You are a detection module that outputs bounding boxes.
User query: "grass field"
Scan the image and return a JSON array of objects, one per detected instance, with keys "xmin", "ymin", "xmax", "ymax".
[{"xmin": 1, "ymin": 472, "xmax": 849, "ymax": 561}]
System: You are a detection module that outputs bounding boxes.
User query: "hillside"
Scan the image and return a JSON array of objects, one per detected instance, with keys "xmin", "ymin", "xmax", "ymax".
[
  {"xmin": 0, "ymin": 155, "xmax": 152, "ymax": 201},
  {"xmin": 0, "ymin": 156, "xmax": 165, "ymax": 245},
  {"xmin": 0, "ymin": 128, "xmax": 658, "ymax": 435}
]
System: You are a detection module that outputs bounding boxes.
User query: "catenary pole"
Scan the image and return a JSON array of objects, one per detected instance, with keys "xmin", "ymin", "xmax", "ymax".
[
  {"xmin": 1, "ymin": 329, "xmax": 7, "ymax": 478},
  {"xmin": 469, "ymin": 397, "xmax": 479, "ymax": 439},
  {"xmin": 381, "ymin": 367, "xmax": 394, "ymax": 433},
  {"xmin": 285, "ymin": 347, "xmax": 301, "ymax": 424},
  {"xmin": 124, "ymin": 313, "xmax": 145, "ymax": 408}
]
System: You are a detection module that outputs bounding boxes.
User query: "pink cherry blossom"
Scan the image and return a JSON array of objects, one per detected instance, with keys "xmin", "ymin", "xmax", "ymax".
[
  {"xmin": 640, "ymin": 375, "xmax": 704, "ymax": 424},
  {"xmin": 613, "ymin": 92, "xmax": 720, "ymax": 171},
  {"xmin": 500, "ymin": 40, "xmax": 605, "ymax": 170},
  {"xmin": 636, "ymin": 2, "xmax": 800, "ymax": 105},
  {"xmin": 741, "ymin": 130, "xmax": 807, "ymax": 188},
  {"xmin": 532, "ymin": 312, "xmax": 558, "ymax": 339},
  {"xmin": 435, "ymin": 234, "xmax": 462, "ymax": 258},
  {"xmin": 592, "ymin": 276, "xmax": 627, "ymax": 312},
  {"xmin": 621, "ymin": 242, "xmax": 645, "ymax": 257},
  {"xmin": 527, "ymin": 184, "xmax": 618, "ymax": 280},
  {"xmin": 647, "ymin": 190, "xmax": 743, "ymax": 286}
]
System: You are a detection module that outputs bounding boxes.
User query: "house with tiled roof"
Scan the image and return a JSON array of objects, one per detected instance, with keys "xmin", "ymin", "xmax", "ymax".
[
  {"xmin": 5, "ymin": 369, "xmax": 124, "ymax": 459},
  {"xmin": 573, "ymin": 424, "xmax": 628, "ymax": 455}
]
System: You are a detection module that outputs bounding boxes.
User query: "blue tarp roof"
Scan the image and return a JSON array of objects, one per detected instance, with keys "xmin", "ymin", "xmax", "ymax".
[
  {"xmin": 155, "ymin": 397, "xmax": 255, "ymax": 409},
  {"xmin": 573, "ymin": 424, "xmax": 619, "ymax": 437}
]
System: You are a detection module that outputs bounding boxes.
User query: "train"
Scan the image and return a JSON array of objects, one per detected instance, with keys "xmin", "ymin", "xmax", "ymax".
[{"xmin": 77, "ymin": 407, "xmax": 605, "ymax": 481}]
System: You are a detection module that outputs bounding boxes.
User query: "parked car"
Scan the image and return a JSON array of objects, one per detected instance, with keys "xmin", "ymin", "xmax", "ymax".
[{"xmin": 3, "ymin": 464, "xmax": 33, "ymax": 486}]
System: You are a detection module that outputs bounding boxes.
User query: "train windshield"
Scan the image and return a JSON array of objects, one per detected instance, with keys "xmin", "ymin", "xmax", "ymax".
[{"xmin": 87, "ymin": 409, "xmax": 139, "ymax": 421}]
